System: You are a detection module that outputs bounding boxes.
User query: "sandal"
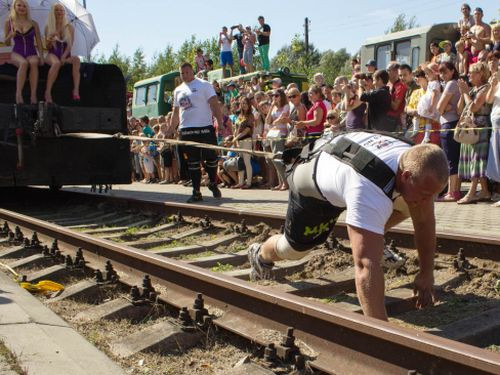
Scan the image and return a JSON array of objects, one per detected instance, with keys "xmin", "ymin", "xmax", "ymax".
[
  {"xmin": 436, "ymin": 191, "xmax": 461, "ymax": 202},
  {"xmin": 457, "ymin": 195, "xmax": 478, "ymax": 205},
  {"xmin": 241, "ymin": 184, "xmax": 251, "ymax": 189}
]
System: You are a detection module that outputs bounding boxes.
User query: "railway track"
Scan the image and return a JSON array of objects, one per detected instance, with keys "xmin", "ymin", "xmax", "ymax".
[{"xmin": 0, "ymin": 188, "xmax": 499, "ymax": 374}]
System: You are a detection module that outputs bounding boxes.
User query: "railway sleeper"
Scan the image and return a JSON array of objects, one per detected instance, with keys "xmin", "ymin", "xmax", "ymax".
[
  {"xmin": 152, "ymin": 233, "xmax": 242, "ymax": 257},
  {"xmin": 428, "ymin": 306, "xmax": 500, "ymax": 347}
]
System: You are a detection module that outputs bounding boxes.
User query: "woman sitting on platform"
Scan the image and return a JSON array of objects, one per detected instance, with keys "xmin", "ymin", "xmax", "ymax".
[
  {"xmin": 44, "ymin": 3, "xmax": 81, "ymax": 103},
  {"xmin": 3, "ymin": 0, "xmax": 44, "ymax": 104}
]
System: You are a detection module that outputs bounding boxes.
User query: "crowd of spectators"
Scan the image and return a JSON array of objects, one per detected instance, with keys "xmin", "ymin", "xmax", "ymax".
[{"xmin": 127, "ymin": 5, "xmax": 499, "ymax": 207}]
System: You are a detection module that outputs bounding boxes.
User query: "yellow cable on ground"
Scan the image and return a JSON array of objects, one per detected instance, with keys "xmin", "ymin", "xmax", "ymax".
[{"xmin": 0, "ymin": 261, "xmax": 64, "ymax": 294}]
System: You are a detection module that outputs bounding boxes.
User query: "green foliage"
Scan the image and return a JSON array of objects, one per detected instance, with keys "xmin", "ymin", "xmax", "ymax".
[
  {"xmin": 385, "ymin": 14, "xmax": 419, "ymax": 34},
  {"xmin": 314, "ymin": 48, "xmax": 352, "ymax": 84},
  {"xmin": 211, "ymin": 262, "xmax": 234, "ymax": 272},
  {"xmin": 271, "ymin": 34, "xmax": 321, "ymax": 77},
  {"xmin": 96, "ymin": 31, "xmax": 354, "ymax": 91}
]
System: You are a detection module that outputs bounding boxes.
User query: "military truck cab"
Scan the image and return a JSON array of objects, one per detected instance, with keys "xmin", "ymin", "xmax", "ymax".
[{"xmin": 360, "ymin": 23, "xmax": 460, "ymax": 71}]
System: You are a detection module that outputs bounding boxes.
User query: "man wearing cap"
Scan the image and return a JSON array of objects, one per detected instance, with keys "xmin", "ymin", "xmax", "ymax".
[
  {"xmin": 365, "ymin": 59, "xmax": 377, "ymax": 74},
  {"xmin": 437, "ymin": 40, "xmax": 457, "ymax": 65},
  {"xmin": 225, "ymin": 82, "xmax": 239, "ymax": 104},
  {"xmin": 219, "ymin": 26, "xmax": 234, "ymax": 77},
  {"xmin": 256, "ymin": 16, "xmax": 271, "ymax": 71}
]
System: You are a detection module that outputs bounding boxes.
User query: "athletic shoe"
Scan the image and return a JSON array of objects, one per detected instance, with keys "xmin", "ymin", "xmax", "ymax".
[
  {"xmin": 208, "ymin": 182, "xmax": 222, "ymax": 199},
  {"xmin": 186, "ymin": 192, "xmax": 203, "ymax": 203},
  {"xmin": 381, "ymin": 245, "xmax": 406, "ymax": 270},
  {"xmin": 248, "ymin": 243, "xmax": 274, "ymax": 281}
]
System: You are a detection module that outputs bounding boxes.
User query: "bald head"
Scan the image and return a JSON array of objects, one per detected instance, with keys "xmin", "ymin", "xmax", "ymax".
[{"xmin": 399, "ymin": 144, "xmax": 449, "ymax": 185}]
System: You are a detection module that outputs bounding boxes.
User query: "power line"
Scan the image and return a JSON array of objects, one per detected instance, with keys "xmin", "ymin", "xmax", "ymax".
[{"xmin": 313, "ymin": 0, "xmax": 462, "ymax": 34}]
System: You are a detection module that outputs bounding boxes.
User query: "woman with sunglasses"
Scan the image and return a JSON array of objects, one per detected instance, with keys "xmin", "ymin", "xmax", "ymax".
[
  {"xmin": 294, "ymin": 85, "xmax": 326, "ymax": 143},
  {"xmin": 287, "ymin": 87, "xmax": 306, "ymax": 146},
  {"xmin": 265, "ymin": 89, "xmax": 289, "ymax": 190}
]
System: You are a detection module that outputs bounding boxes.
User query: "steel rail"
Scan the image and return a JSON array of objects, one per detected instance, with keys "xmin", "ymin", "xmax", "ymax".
[
  {"xmin": 1, "ymin": 208, "xmax": 499, "ymax": 375},
  {"xmin": 57, "ymin": 190, "xmax": 500, "ymax": 261}
]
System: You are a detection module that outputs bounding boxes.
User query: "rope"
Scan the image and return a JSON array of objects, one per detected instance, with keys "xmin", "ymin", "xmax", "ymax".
[
  {"xmin": 118, "ymin": 126, "xmax": 498, "ymax": 160},
  {"xmin": 117, "ymin": 134, "xmax": 276, "ymax": 159}
]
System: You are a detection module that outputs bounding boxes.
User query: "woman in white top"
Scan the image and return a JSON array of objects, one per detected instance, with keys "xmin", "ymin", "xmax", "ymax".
[{"xmin": 265, "ymin": 89, "xmax": 290, "ymax": 190}]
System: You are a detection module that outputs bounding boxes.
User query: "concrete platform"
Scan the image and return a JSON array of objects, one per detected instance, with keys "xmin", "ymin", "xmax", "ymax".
[
  {"xmin": 0, "ymin": 271, "xmax": 125, "ymax": 375},
  {"xmin": 64, "ymin": 183, "xmax": 500, "ymax": 240}
]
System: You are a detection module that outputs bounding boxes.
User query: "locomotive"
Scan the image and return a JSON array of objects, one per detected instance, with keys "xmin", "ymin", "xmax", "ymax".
[{"xmin": 0, "ymin": 62, "xmax": 131, "ymax": 190}]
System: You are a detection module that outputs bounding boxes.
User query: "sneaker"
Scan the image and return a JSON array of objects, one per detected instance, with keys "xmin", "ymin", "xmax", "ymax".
[
  {"xmin": 208, "ymin": 182, "xmax": 222, "ymax": 199},
  {"xmin": 382, "ymin": 245, "xmax": 406, "ymax": 270},
  {"xmin": 248, "ymin": 243, "xmax": 274, "ymax": 281},
  {"xmin": 186, "ymin": 192, "xmax": 203, "ymax": 203}
]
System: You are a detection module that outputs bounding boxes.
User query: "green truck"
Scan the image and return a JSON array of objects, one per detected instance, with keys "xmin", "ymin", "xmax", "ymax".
[
  {"xmin": 132, "ymin": 68, "xmax": 308, "ymax": 118},
  {"xmin": 360, "ymin": 23, "xmax": 460, "ymax": 71}
]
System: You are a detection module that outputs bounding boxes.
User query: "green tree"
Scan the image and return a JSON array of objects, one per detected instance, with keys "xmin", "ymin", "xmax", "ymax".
[
  {"xmin": 385, "ymin": 14, "xmax": 419, "ymax": 34},
  {"xmin": 314, "ymin": 48, "xmax": 351, "ymax": 84},
  {"xmin": 149, "ymin": 45, "xmax": 177, "ymax": 77},
  {"xmin": 129, "ymin": 48, "xmax": 147, "ymax": 86},
  {"xmin": 271, "ymin": 34, "xmax": 321, "ymax": 76}
]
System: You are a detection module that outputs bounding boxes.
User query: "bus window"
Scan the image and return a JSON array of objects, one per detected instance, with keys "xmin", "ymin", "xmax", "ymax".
[
  {"xmin": 376, "ymin": 45, "xmax": 391, "ymax": 69},
  {"xmin": 395, "ymin": 41, "xmax": 411, "ymax": 65},
  {"xmin": 147, "ymin": 84, "xmax": 158, "ymax": 104},
  {"xmin": 135, "ymin": 86, "xmax": 146, "ymax": 106},
  {"xmin": 411, "ymin": 47, "xmax": 420, "ymax": 70}
]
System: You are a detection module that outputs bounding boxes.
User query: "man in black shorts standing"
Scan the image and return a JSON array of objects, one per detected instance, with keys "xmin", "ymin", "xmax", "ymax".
[
  {"xmin": 248, "ymin": 131, "xmax": 449, "ymax": 321},
  {"xmin": 171, "ymin": 63, "xmax": 223, "ymax": 203}
]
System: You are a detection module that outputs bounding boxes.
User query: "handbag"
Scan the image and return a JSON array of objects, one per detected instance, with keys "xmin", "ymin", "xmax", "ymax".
[{"xmin": 454, "ymin": 106, "xmax": 479, "ymax": 145}]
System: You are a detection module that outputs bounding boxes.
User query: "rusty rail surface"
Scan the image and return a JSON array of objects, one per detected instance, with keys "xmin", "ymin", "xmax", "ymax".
[
  {"xmin": 53, "ymin": 189, "xmax": 500, "ymax": 261},
  {"xmin": 1, "ymin": 207, "xmax": 499, "ymax": 375}
]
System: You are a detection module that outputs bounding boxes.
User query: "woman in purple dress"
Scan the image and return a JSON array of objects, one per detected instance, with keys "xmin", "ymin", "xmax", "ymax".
[
  {"xmin": 44, "ymin": 3, "xmax": 81, "ymax": 103},
  {"xmin": 3, "ymin": 0, "xmax": 44, "ymax": 104}
]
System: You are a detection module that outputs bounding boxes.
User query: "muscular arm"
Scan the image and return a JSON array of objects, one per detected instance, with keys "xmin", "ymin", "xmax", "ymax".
[
  {"xmin": 347, "ymin": 225, "xmax": 387, "ymax": 320},
  {"xmin": 171, "ymin": 106, "xmax": 180, "ymax": 131},
  {"xmin": 409, "ymin": 199, "xmax": 437, "ymax": 309},
  {"xmin": 208, "ymin": 96, "xmax": 223, "ymax": 129}
]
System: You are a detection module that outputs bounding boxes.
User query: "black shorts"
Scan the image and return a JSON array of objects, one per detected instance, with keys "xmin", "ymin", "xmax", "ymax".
[
  {"xmin": 178, "ymin": 126, "xmax": 218, "ymax": 163},
  {"xmin": 284, "ymin": 189, "xmax": 344, "ymax": 252},
  {"xmin": 161, "ymin": 149, "xmax": 173, "ymax": 167}
]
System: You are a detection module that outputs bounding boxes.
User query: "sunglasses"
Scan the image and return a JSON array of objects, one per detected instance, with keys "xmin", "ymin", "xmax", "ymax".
[
  {"xmin": 272, "ymin": 93, "xmax": 280, "ymax": 97},
  {"xmin": 327, "ymin": 116, "xmax": 337, "ymax": 120},
  {"xmin": 288, "ymin": 94, "xmax": 298, "ymax": 99}
]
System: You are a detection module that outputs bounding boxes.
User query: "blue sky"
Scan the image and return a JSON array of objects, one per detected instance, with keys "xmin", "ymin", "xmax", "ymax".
[{"xmin": 87, "ymin": 0, "xmax": 498, "ymax": 62}]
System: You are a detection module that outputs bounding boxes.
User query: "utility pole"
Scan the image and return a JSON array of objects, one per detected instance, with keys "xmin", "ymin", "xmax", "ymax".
[
  {"xmin": 83, "ymin": 0, "xmax": 86, "ymax": 8},
  {"xmin": 304, "ymin": 17, "xmax": 310, "ymax": 68},
  {"xmin": 304, "ymin": 17, "xmax": 310, "ymax": 56}
]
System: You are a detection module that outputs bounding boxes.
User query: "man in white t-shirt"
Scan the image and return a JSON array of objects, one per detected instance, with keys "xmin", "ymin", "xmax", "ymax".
[
  {"xmin": 248, "ymin": 131, "xmax": 449, "ymax": 321},
  {"xmin": 171, "ymin": 63, "xmax": 224, "ymax": 203},
  {"xmin": 219, "ymin": 26, "xmax": 234, "ymax": 77}
]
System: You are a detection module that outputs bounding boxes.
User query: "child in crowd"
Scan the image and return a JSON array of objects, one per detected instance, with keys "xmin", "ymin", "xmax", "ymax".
[
  {"xmin": 141, "ymin": 116, "xmax": 155, "ymax": 138},
  {"xmin": 140, "ymin": 141, "xmax": 155, "ymax": 183}
]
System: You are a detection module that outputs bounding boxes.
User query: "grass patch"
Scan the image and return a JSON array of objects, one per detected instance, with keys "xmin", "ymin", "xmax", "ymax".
[
  {"xmin": 177, "ymin": 251, "xmax": 215, "ymax": 260},
  {"xmin": 0, "ymin": 340, "xmax": 27, "ymax": 374},
  {"xmin": 321, "ymin": 292, "xmax": 350, "ymax": 304},
  {"xmin": 211, "ymin": 262, "xmax": 234, "ymax": 272}
]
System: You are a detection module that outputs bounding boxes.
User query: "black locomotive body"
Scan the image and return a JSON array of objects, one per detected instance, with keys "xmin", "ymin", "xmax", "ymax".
[{"xmin": 0, "ymin": 63, "xmax": 131, "ymax": 188}]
